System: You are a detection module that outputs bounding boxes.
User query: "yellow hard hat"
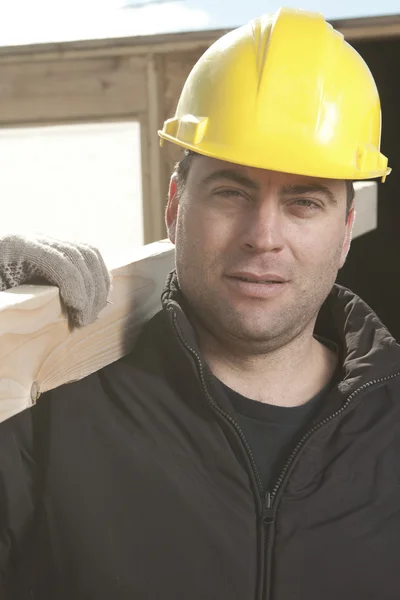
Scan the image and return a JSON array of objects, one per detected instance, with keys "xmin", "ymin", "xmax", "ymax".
[{"xmin": 159, "ymin": 7, "xmax": 390, "ymax": 182}]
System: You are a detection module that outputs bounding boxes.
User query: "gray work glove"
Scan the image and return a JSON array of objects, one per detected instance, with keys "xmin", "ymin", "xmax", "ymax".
[{"xmin": 0, "ymin": 234, "xmax": 111, "ymax": 327}]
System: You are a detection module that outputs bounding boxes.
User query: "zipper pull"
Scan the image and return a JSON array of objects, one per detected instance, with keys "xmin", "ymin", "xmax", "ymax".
[{"xmin": 262, "ymin": 492, "xmax": 276, "ymax": 525}]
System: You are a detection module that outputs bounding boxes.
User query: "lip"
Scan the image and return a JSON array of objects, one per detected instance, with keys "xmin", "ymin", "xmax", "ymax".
[
  {"xmin": 225, "ymin": 273, "xmax": 288, "ymax": 299},
  {"xmin": 227, "ymin": 271, "xmax": 287, "ymax": 283}
]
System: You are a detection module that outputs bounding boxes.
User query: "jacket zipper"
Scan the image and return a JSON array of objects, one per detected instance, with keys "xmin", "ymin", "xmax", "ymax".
[
  {"xmin": 170, "ymin": 306, "xmax": 400, "ymax": 600},
  {"xmin": 170, "ymin": 310, "xmax": 268, "ymax": 600},
  {"xmin": 263, "ymin": 369, "xmax": 400, "ymax": 600}
]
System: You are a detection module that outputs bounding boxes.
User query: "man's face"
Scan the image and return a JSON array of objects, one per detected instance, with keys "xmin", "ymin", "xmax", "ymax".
[{"xmin": 166, "ymin": 156, "xmax": 354, "ymax": 353}]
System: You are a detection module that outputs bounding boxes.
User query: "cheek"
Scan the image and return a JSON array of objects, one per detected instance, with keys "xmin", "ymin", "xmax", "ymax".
[
  {"xmin": 289, "ymin": 222, "xmax": 345, "ymax": 267},
  {"xmin": 175, "ymin": 208, "xmax": 230, "ymax": 294},
  {"xmin": 177, "ymin": 205, "xmax": 235, "ymax": 256}
]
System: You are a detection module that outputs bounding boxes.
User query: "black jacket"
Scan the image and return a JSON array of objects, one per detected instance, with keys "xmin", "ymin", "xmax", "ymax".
[{"xmin": 2, "ymin": 272, "xmax": 400, "ymax": 600}]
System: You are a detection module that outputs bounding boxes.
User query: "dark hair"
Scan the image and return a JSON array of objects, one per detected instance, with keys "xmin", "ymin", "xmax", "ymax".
[
  {"xmin": 174, "ymin": 150, "xmax": 355, "ymax": 216},
  {"xmin": 345, "ymin": 180, "xmax": 355, "ymax": 214},
  {"xmin": 174, "ymin": 150, "xmax": 196, "ymax": 198}
]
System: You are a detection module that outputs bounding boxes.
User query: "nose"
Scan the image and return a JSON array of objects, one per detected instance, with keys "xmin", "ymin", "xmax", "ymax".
[{"xmin": 239, "ymin": 200, "xmax": 285, "ymax": 254}]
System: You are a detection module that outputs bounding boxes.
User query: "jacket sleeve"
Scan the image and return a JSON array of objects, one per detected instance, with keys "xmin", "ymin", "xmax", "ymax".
[{"xmin": 0, "ymin": 408, "xmax": 37, "ymax": 596}]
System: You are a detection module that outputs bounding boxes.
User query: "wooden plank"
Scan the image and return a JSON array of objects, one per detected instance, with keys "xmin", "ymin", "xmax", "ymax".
[
  {"xmin": 141, "ymin": 53, "xmax": 167, "ymax": 244},
  {"xmin": 333, "ymin": 15, "xmax": 400, "ymax": 41},
  {"xmin": 0, "ymin": 55, "xmax": 147, "ymax": 125},
  {"xmin": 0, "ymin": 181, "xmax": 377, "ymax": 424},
  {"xmin": 147, "ymin": 53, "xmax": 168, "ymax": 243},
  {"xmin": 0, "ymin": 30, "xmax": 226, "ymax": 64},
  {"xmin": 0, "ymin": 15, "xmax": 397, "ymax": 64},
  {"xmin": 0, "ymin": 239, "xmax": 174, "ymax": 424}
]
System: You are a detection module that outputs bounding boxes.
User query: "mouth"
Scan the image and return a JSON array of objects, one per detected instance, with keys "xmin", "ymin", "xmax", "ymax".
[
  {"xmin": 225, "ymin": 272, "xmax": 288, "ymax": 299},
  {"xmin": 232, "ymin": 276, "xmax": 285, "ymax": 284},
  {"xmin": 228, "ymin": 272, "xmax": 287, "ymax": 284}
]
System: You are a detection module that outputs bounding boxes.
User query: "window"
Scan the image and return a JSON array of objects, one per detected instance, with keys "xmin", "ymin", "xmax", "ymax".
[{"xmin": 0, "ymin": 121, "xmax": 143, "ymax": 259}]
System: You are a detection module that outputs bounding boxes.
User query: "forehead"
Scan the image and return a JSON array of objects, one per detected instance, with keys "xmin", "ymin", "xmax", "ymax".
[{"xmin": 187, "ymin": 155, "xmax": 345, "ymax": 195}]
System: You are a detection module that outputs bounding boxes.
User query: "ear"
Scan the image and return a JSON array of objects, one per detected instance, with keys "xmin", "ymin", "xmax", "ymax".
[
  {"xmin": 165, "ymin": 174, "xmax": 179, "ymax": 244},
  {"xmin": 339, "ymin": 205, "xmax": 356, "ymax": 267}
]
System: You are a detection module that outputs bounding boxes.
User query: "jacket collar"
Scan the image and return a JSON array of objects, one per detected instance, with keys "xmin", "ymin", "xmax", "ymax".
[
  {"xmin": 316, "ymin": 285, "xmax": 400, "ymax": 394},
  {"xmin": 162, "ymin": 270, "xmax": 400, "ymax": 396}
]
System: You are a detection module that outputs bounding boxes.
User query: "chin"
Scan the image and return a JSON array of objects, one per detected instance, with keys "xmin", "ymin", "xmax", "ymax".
[{"xmin": 223, "ymin": 319, "xmax": 278, "ymax": 343}]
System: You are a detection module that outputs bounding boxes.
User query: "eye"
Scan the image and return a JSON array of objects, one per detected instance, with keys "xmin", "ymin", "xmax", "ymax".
[
  {"xmin": 290, "ymin": 198, "xmax": 323, "ymax": 216},
  {"xmin": 215, "ymin": 189, "xmax": 246, "ymax": 199},
  {"xmin": 211, "ymin": 188, "xmax": 251, "ymax": 209},
  {"xmin": 294, "ymin": 198, "xmax": 321, "ymax": 209}
]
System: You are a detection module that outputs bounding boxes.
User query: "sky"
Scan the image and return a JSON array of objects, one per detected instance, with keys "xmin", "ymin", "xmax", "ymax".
[{"xmin": 0, "ymin": 0, "xmax": 398, "ymax": 46}]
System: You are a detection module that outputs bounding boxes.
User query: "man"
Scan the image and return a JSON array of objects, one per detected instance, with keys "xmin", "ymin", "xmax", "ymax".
[
  {"xmin": 1, "ymin": 7, "xmax": 399, "ymax": 600},
  {"xmin": 0, "ymin": 234, "xmax": 110, "ymax": 326}
]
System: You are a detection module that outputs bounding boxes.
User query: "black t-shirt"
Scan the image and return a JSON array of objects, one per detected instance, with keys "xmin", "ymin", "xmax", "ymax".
[{"xmin": 214, "ymin": 338, "xmax": 340, "ymax": 493}]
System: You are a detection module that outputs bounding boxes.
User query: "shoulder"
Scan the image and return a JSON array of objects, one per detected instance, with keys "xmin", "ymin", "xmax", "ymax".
[{"xmin": 38, "ymin": 309, "xmax": 173, "ymax": 415}]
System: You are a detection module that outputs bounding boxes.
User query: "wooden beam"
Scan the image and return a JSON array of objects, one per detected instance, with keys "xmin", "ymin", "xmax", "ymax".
[
  {"xmin": 0, "ymin": 55, "xmax": 147, "ymax": 126},
  {"xmin": 0, "ymin": 14, "xmax": 397, "ymax": 64},
  {"xmin": 0, "ymin": 181, "xmax": 378, "ymax": 424},
  {"xmin": 332, "ymin": 14, "xmax": 400, "ymax": 41},
  {"xmin": 141, "ymin": 53, "xmax": 167, "ymax": 244},
  {"xmin": 0, "ymin": 30, "xmax": 227, "ymax": 64},
  {"xmin": 0, "ymin": 239, "xmax": 174, "ymax": 424}
]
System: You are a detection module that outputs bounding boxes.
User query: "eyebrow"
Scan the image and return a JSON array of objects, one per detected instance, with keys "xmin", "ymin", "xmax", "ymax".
[
  {"xmin": 199, "ymin": 172, "xmax": 337, "ymax": 204},
  {"xmin": 280, "ymin": 184, "xmax": 337, "ymax": 204},
  {"xmin": 200, "ymin": 169, "xmax": 260, "ymax": 190}
]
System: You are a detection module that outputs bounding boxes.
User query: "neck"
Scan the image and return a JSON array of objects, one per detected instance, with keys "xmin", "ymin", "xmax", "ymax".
[{"xmin": 196, "ymin": 325, "xmax": 337, "ymax": 408}]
